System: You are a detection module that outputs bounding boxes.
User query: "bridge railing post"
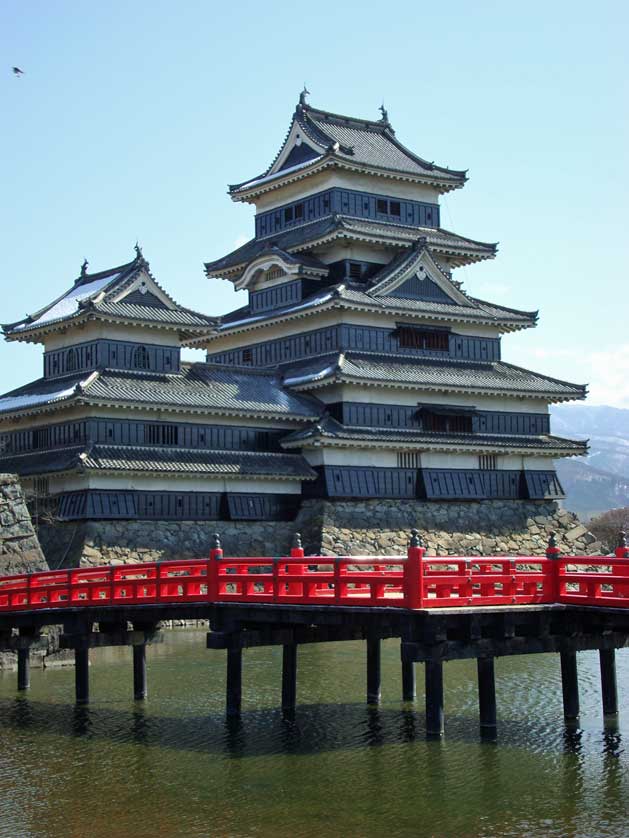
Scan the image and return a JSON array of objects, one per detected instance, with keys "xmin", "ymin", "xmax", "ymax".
[
  {"xmin": 615, "ymin": 531, "xmax": 629, "ymax": 559},
  {"xmin": 287, "ymin": 533, "xmax": 306, "ymax": 596},
  {"xmin": 404, "ymin": 529, "xmax": 425, "ymax": 610},
  {"xmin": 208, "ymin": 533, "xmax": 222, "ymax": 602},
  {"xmin": 546, "ymin": 532, "xmax": 561, "ymax": 603}
]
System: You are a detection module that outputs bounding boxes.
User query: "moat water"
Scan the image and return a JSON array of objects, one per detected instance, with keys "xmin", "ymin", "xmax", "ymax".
[{"xmin": 0, "ymin": 632, "xmax": 627, "ymax": 838}]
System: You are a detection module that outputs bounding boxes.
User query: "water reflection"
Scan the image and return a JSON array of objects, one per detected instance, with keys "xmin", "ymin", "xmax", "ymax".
[{"xmin": 0, "ymin": 638, "xmax": 627, "ymax": 838}]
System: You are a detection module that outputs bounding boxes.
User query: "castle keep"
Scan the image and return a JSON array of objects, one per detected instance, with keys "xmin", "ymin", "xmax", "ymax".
[{"xmin": 0, "ymin": 95, "xmax": 587, "ymax": 556}]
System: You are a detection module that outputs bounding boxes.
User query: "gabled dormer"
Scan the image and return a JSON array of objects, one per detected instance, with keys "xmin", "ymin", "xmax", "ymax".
[{"xmin": 368, "ymin": 243, "xmax": 474, "ymax": 306}]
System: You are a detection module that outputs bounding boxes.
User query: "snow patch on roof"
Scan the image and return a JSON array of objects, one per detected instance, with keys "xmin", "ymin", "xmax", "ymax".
[
  {"xmin": 219, "ymin": 290, "xmax": 335, "ymax": 331},
  {"xmin": 233, "ymin": 155, "xmax": 325, "ymax": 192},
  {"xmin": 284, "ymin": 362, "xmax": 339, "ymax": 388},
  {"xmin": 12, "ymin": 274, "xmax": 121, "ymax": 331},
  {"xmin": 0, "ymin": 382, "xmax": 80, "ymax": 414}
]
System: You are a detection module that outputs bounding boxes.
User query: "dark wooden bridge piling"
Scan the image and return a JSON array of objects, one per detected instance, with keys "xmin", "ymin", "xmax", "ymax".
[
  {"xmin": 226, "ymin": 645, "xmax": 243, "ymax": 718},
  {"xmin": 560, "ymin": 651, "xmax": 580, "ymax": 720},
  {"xmin": 133, "ymin": 645, "xmax": 147, "ymax": 701},
  {"xmin": 74, "ymin": 649, "xmax": 90, "ymax": 705},
  {"xmin": 599, "ymin": 649, "xmax": 618, "ymax": 716},
  {"xmin": 17, "ymin": 648, "xmax": 30, "ymax": 691},
  {"xmin": 425, "ymin": 660, "xmax": 445, "ymax": 736},
  {"xmin": 477, "ymin": 657, "xmax": 497, "ymax": 731},
  {"xmin": 366, "ymin": 633, "xmax": 382, "ymax": 705},
  {"xmin": 281, "ymin": 643, "xmax": 298, "ymax": 716},
  {"xmin": 401, "ymin": 659, "xmax": 416, "ymax": 702}
]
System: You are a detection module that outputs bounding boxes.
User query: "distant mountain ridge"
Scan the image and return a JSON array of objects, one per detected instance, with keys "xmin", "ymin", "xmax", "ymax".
[{"xmin": 551, "ymin": 405, "xmax": 629, "ymax": 520}]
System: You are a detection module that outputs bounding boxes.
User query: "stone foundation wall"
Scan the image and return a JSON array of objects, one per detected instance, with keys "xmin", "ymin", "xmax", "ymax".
[
  {"xmin": 37, "ymin": 499, "xmax": 599, "ymax": 567},
  {"xmin": 0, "ymin": 474, "xmax": 50, "ymax": 670},
  {"xmin": 37, "ymin": 519, "xmax": 299, "ymax": 567},
  {"xmin": 302, "ymin": 499, "xmax": 601, "ymax": 557},
  {"xmin": 0, "ymin": 474, "xmax": 48, "ymax": 575}
]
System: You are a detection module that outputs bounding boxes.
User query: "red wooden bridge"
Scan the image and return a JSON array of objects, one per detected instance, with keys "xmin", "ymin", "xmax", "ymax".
[
  {"xmin": 1, "ymin": 531, "xmax": 628, "ymax": 736},
  {"xmin": 2, "ymin": 533, "xmax": 629, "ymax": 613}
]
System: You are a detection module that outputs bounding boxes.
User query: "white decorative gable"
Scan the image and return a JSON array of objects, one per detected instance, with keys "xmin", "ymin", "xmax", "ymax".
[{"xmin": 370, "ymin": 247, "xmax": 473, "ymax": 307}]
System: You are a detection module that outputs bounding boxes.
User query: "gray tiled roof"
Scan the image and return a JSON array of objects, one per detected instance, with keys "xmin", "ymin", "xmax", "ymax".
[
  {"xmin": 335, "ymin": 284, "xmax": 535, "ymax": 325},
  {"xmin": 0, "ymin": 444, "xmax": 317, "ymax": 480},
  {"xmin": 300, "ymin": 105, "xmax": 466, "ymax": 182},
  {"xmin": 281, "ymin": 352, "xmax": 587, "ymax": 402},
  {"xmin": 229, "ymin": 103, "xmax": 467, "ymax": 194},
  {"xmin": 204, "ymin": 215, "xmax": 495, "ymax": 276},
  {"xmin": 212, "ymin": 280, "xmax": 537, "ymax": 335},
  {"xmin": 89, "ymin": 300, "xmax": 215, "ymax": 327},
  {"xmin": 0, "ymin": 373, "xmax": 87, "ymax": 415},
  {"xmin": 0, "ymin": 364, "xmax": 322, "ymax": 420},
  {"xmin": 0, "ymin": 446, "xmax": 85, "ymax": 476},
  {"xmin": 281, "ymin": 416, "xmax": 587, "ymax": 454}
]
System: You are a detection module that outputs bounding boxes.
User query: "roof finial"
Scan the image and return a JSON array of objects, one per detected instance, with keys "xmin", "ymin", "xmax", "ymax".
[
  {"xmin": 379, "ymin": 102, "xmax": 389, "ymax": 123},
  {"xmin": 80, "ymin": 259, "xmax": 89, "ymax": 277},
  {"xmin": 299, "ymin": 85, "xmax": 310, "ymax": 107},
  {"xmin": 134, "ymin": 241, "xmax": 143, "ymax": 260}
]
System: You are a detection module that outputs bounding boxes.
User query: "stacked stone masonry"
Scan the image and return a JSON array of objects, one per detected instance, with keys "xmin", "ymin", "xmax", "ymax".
[
  {"xmin": 36, "ymin": 499, "xmax": 600, "ymax": 567},
  {"xmin": 0, "ymin": 474, "xmax": 48, "ymax": 575}
]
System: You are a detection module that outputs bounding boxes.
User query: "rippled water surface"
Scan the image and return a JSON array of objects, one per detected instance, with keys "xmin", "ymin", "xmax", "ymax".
[{"xmin": 0, "ymin": 633, "xmax": 628, "ymax": 838}]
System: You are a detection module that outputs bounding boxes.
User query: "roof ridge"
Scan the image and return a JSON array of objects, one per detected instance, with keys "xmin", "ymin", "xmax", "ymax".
[
  {"xmin": 303, "ymin": 103, "xmax": 468, "ymax": 178},
  {"xmin": 73, "ymin": 258, "xmax": 137, "ymax": 287},
  {"xmin": 302, "ymin": 104, "xmax": 393, "ymax": 134}
]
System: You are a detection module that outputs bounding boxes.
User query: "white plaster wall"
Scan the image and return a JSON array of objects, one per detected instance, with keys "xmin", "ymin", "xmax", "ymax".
[
  {"xmin": 253, "ymin": 169, "xmax": 442, "ymax": 212},
  {"xmin": 304, "ymin": 448, "xmax": 398, "ymax": 467},
  {"xmin": 44, "ymin": 324, "xmax": 181, "ymax": 351},
  {"xmin": 315, "ymin": 243, "xmax": 393, "ymax": 265},
  {"xmin": 313, "ymin": 384, "xmax": 550, "ymax": 414},
  {"xmin": 66, "ymin": 475, "xmax": 301, "ymax": 494}
]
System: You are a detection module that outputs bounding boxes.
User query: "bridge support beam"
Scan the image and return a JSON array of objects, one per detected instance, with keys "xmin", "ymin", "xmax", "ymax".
[
  {"xmin": 560, "ymin": 651, "xmax": 579, "ymax": 720},
  {"xmin": 366, "ymin": 634, "xmax": 381, "ymax": 705},
  {"xmin": 599, "ymin": 649, "xmax": 618, "ymax": 716},
  {"xmin": 133, "ymin": 645, "xmax": 147, "ymax": 701},
  {"xmin": 226, "ymin": 646, "xmax": 242, "ymax": 717},
  {"xmin": 281, "ymin": 643, "xmax": 297, "ymax": 717},
  {"xmin": 425, "ymin": 660, "xmax": 444, "ymax": 736},
  {"xmin": 477, "ymin": 657, "xmax": 497, "ymax": 732},
  {"xmin": 402, "ymin": 659, "xmax": 416, "ymax": 702},
  {"xmin": 75, "ymin": 649, "xmax": 89, "ymax": 705},
  {"xmin": 17, "ymin": 649, "xmax": 30, "ymax": 691}
]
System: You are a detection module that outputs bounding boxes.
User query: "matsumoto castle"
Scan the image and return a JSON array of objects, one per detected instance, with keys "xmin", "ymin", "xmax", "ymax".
[{"xmin": 0, "ymin": 94, "xmax": 587, "ymax": 525}]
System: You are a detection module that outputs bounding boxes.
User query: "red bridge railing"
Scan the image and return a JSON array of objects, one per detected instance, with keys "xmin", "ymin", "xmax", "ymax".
[{"xmin": 0, "ymin": 531, "xmax": 628, "ymax": 614}]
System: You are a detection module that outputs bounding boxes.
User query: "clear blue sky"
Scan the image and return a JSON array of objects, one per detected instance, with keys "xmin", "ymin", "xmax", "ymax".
[{"xmin": 2, "ymin": 0, "xmax": 628, "ymax": 406}]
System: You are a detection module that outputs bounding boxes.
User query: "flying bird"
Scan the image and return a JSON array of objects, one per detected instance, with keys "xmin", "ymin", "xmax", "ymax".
[{"xmin": 12, "ymin": 67, "xmax": 24, "ymax": 76}]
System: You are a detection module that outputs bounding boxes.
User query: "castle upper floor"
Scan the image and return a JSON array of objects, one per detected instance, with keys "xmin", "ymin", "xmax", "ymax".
[{"xmin": 2, "ymin": 248, "xmax": 216, "ymax": 380}]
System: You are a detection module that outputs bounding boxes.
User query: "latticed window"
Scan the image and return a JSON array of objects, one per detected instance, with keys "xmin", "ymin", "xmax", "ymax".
[
  {"xmin": 32, "ymin": 428, "xmax": 50, "ymax": 450},
  {"xmin": 398, "ymin": 328, "xmax": 449, "ymax": 352},
  {"xmin": 65, "ymin": 348, "xmax": 79, "ymax": 372},
  {"xmin": 265, "ymin": 267, "xmax": 285, "ymax": 281},
  {"xmin": 479, "ymin": 454, "xmax": 498, "ymax": 471},
  {"xmin": 397, "ymin": 451, "xmax": 421, "ymax": 469},
  {"xmin": 145, "ymin": 424, "xmax": 179, "ymax": 445},
  {"xmin": 132, "ymin": 345, "xmax": 150, "ymax": 369},
  {"xmin": 421, "ymin": 411, "xmax": 473, "ymax": 434}
]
